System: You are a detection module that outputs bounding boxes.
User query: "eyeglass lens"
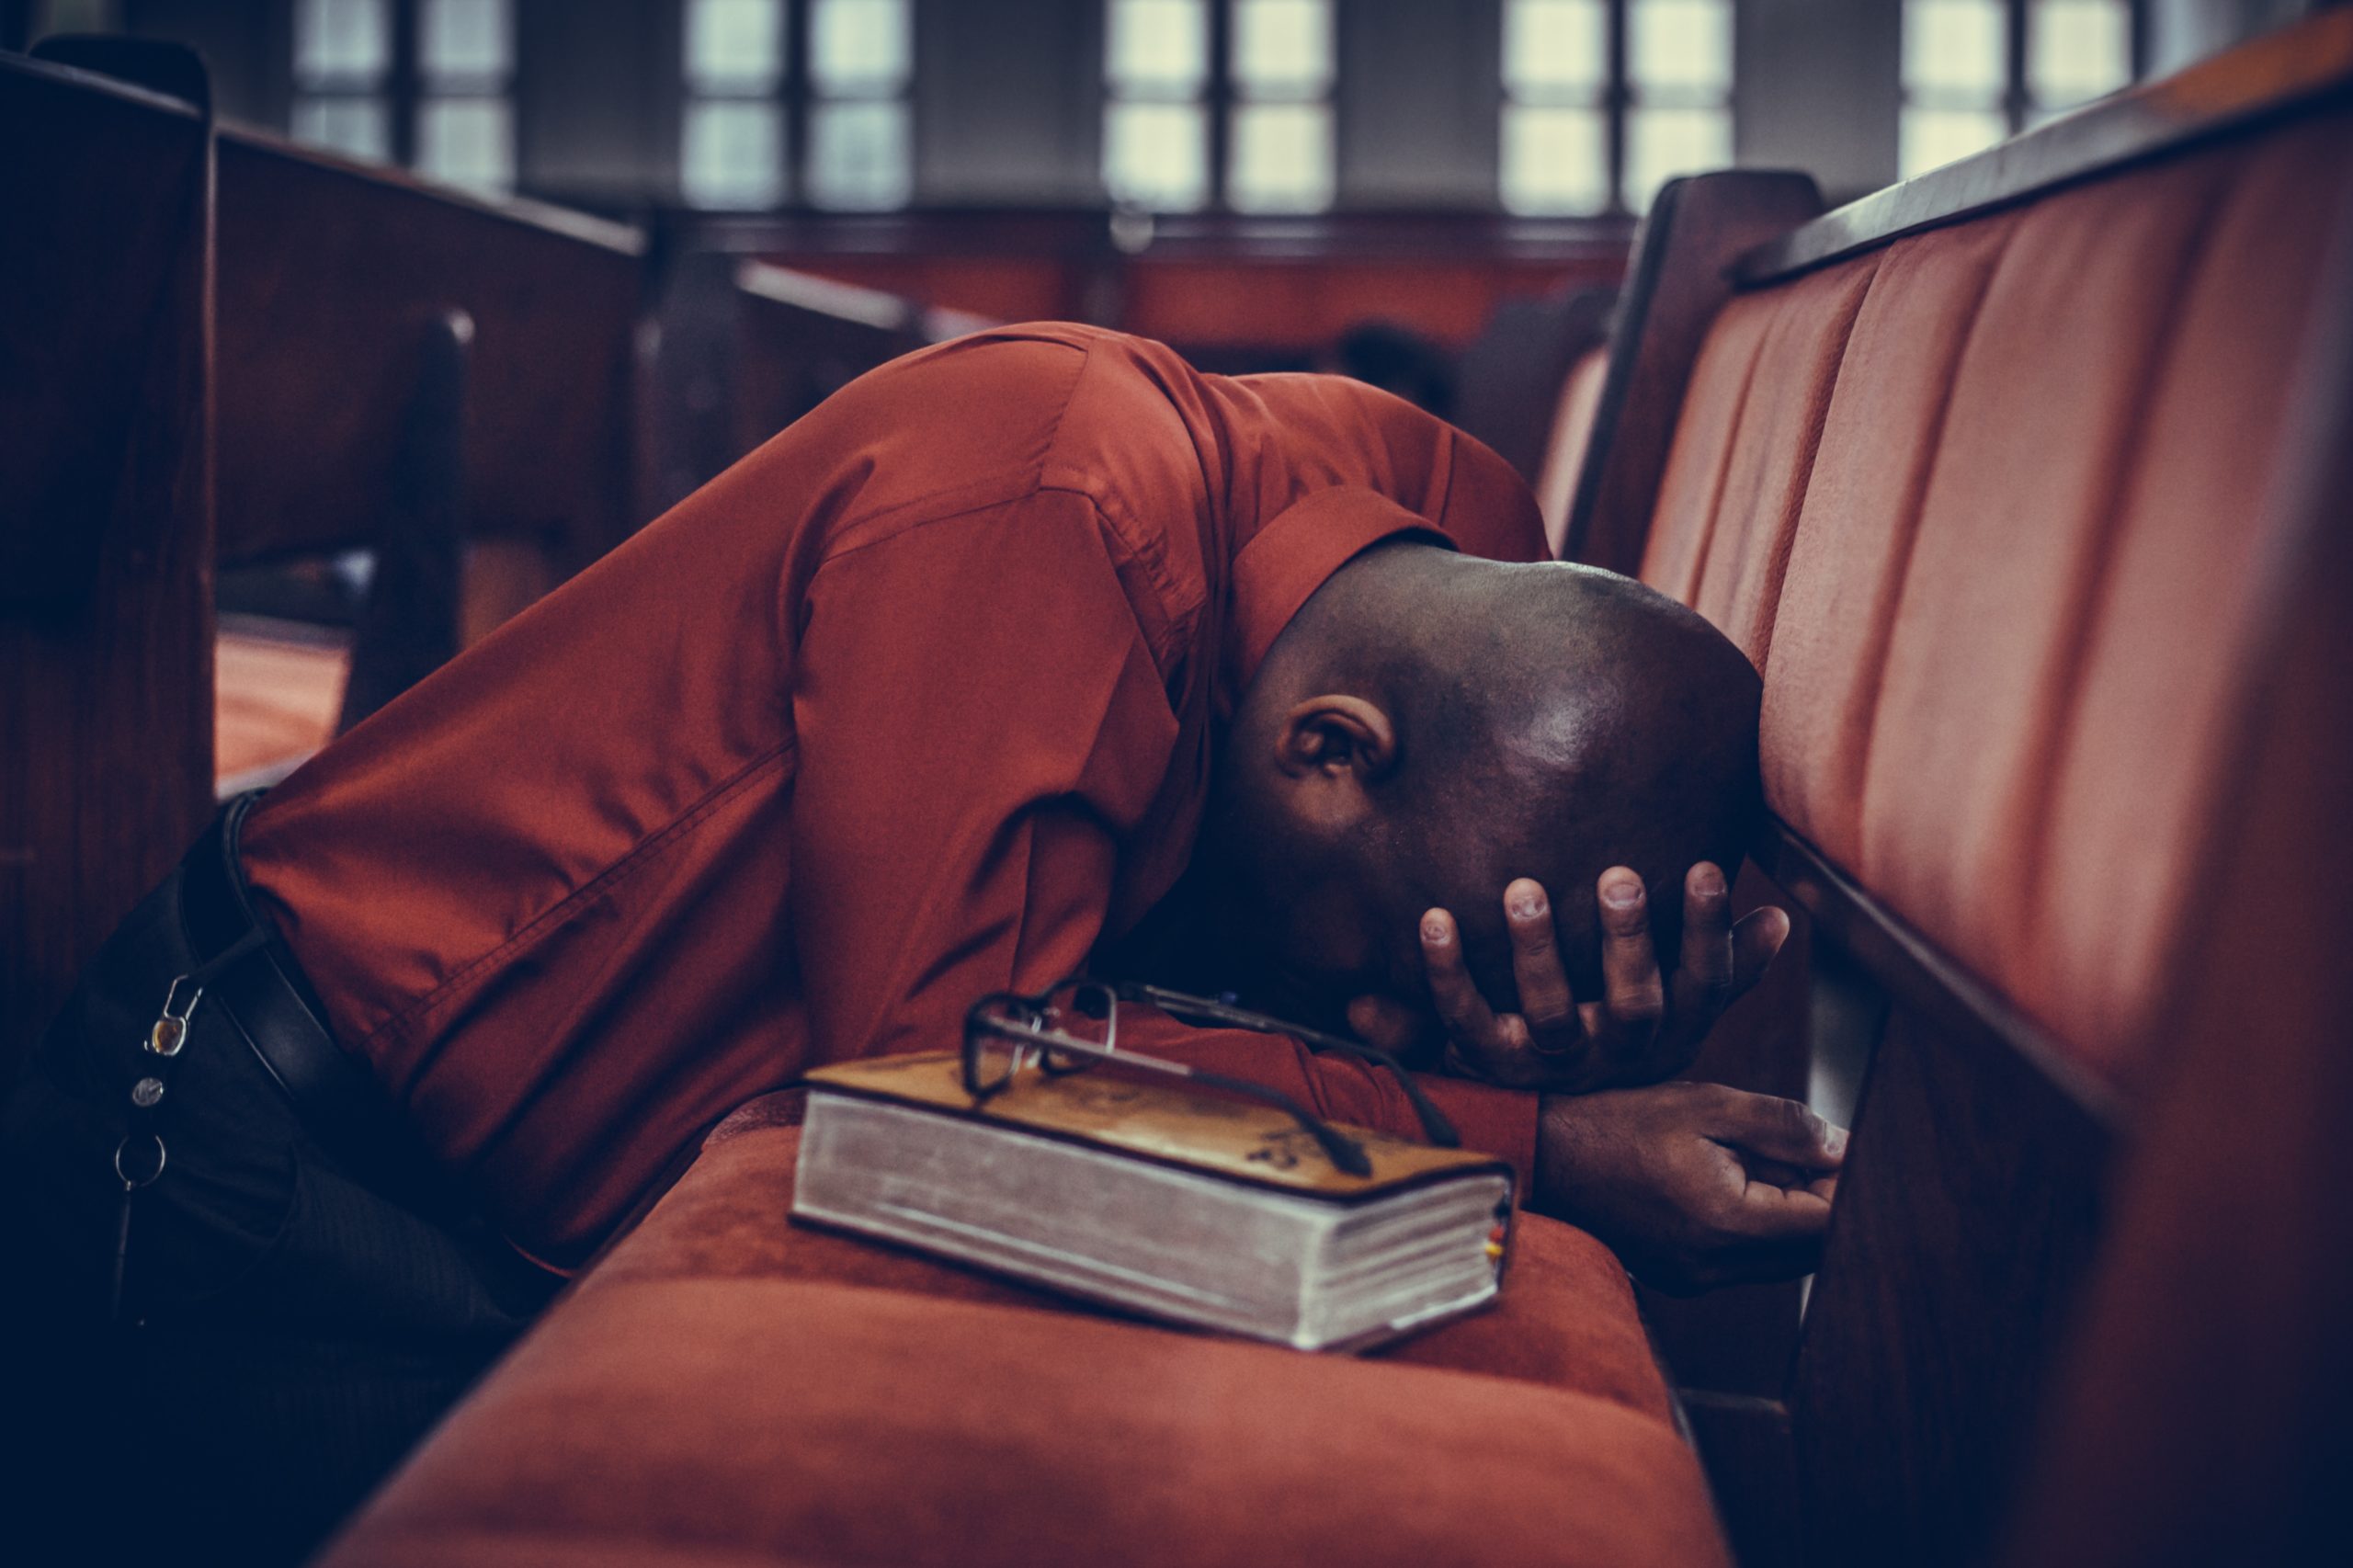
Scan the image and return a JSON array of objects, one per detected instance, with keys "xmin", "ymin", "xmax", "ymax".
[{"xmin": 970, "ymin": 982, "xmax": 1117, "ymax": 1091}]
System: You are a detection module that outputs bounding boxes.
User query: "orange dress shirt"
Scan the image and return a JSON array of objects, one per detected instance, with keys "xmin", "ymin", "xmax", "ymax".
[{"xmin": 242, "ymin": 324, "xmax": 1549, "ymax": 1267}]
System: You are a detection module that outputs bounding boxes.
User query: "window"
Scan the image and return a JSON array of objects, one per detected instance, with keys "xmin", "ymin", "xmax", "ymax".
[
  {"xmin": 416, "ymin": 0, "xmax": 515, "ymax": 192},
  {"xmin": 1105, "ymin": 0, "xmax": 1212, "ymax": 210},
  {"xmin": 681, "ymin": 0, "xmax": 914, "ymax": 210},
  {"xmin": 293, "ymin": 0, "xmax": 392, "ymax": 163},
  {"xmin": 683, "ymin": 0, "xmax": 789, "ymax": 207},
  {"xmin": 290, "ymin": 0, "xmax": 515, "ymax": 195},
  {"xmin": 1102, "ymin": 0, "xmax": 1336, "ymax": 214},
  {"xmin": 808, "ymin": 0, "xmax": 914, "ymax": 209},
  {"xmin": 1227, "ymin": 0, "xmax": 1334, "ymax": 212},
  {"xmin": 1502, "ymin": 0, "xmax": 1733, "ymax": 217},
  {"xmin": 1902, "ymin": 0, "xmax": 2137, "ymax": 177}
]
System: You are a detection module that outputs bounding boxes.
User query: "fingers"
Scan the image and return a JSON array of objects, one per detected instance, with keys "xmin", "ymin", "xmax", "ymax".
[
  {"xmin": 1670, "ymin": 861, "xmax": 1736, "ymax": 1006},
  {"xmin": 1731, "ymin": 905, "xmax": 1791, "ymax": 994},
  {"xmin": 1595, "ymin": 867, "xmax": 1665, "ymax": 1038},
  {"xmin": 1503, "ymin": 879, "xmax": 1580, "ymax": 1051},
  {"xmin": 1420, "ymin": 909, "xmax": 1512, "ymax": 1072},
  {"xmin": 1727, "ymin": 1175, "xmax": 1836, "ymax": 1242},
  {"xmin": 1716, "ymin": 1087, "xmax": 1847, "ymax": 1170}
]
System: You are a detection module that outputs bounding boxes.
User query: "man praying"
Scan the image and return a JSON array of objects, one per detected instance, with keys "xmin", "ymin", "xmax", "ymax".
[{"xmin": 5, "ymin": 324, "xmax": 1841, "ymax": 1562}]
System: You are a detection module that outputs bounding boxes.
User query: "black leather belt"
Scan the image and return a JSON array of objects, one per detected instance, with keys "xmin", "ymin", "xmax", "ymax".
[{"xmin": 179, "ymin": 792, "xmax": 438, "ymax": 1201}]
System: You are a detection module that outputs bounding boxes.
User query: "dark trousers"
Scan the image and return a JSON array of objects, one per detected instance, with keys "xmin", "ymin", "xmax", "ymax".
[{"xmin": 1, "ymin": 842, "xmax": 556, "ymax": 1566}]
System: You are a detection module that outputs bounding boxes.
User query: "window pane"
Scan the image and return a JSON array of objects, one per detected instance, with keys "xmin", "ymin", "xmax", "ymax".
[
  {"xmin": 417, "ymin": 97, "xmax": 514, "ymax": 192},
  {"xmin": 1504, "ymin": 0, "xmax": 1608, "ymax": 97},
  {"xmin": 688, "ymin": 0, "xmax": 785, "ymax": 91},
  {"xmin": 1630, "ymin": 0, "xmax": 1732, "ymax": 97},
  {"xmin": 1625, "ymin": 104, "xmax": 1730, "ymax": 210},
  {"xmin": 292, "ymin": 94, "xmax": 391, "ymax": 161},
  {"xmin": 683, "ymin": 98, "xmax": 785, "ymax": 208},
  {"xmin": 421, "ymin": 0, "xmax": 511, "ymax": 79},
  {"xmin": 1501, "ymin": 103, "xmax": 1608, "ymax": 214},
  {"xmin": 294, "ymin": 0, "xmax": 389, "ymax": 82},
  {"xmin": 1900, "ymin": 105, "xmax": 2008, "ymax": 176},
  {"xmin": 809, "ymin": 99, "xmax": 913, "ymax": 209},
  {"xmin": 1904, "ymin": 0, "xmax": 2007, "ymax": 97},
  {"xmin": 1233, "ymin": 0, "xmax": 1332, "ymax": 94},
  {"xmin": 1229, "ymin": 101, "xmax": 1332, "ymax": 212},
  {"xmin": 2030, "ymin": 0, "xmax": 2131, "ymax": 107},
  {"xmin": 1108, "ymin": 0, "xmax": 1209, "ymax": 93},
  {"xmin": 1105, "ymin": 99, "xmax": 1209, "ymax": 210},
  {"xmin": 813, "ymin": 0, "xmax": 912, "ymax": 91}
]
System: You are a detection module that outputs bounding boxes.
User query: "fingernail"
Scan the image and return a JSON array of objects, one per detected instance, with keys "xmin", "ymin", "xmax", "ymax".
[
  {"xmin": 1422, "ymin": 912, "xmax": 1450, "ymax": 945},
  {"xmin": 1602, "ymin": 877, "xmax": 1643, "ymax": 909},
  {"xmin": 1510, "ymin": 889, "xmax": 1545, "ymax": 920},
  {"xmin": 1693, "ymin": 865, "xmax": 1725, "ymax": 897},
  {"xmin": 1824, "ymin": 1126, "xmax": 1848, "ymax": 1158}
]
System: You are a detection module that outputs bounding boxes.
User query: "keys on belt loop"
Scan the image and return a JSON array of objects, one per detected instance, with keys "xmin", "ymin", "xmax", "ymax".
[
  {"xmin": 109, "ymin": 971, "xmax": 207, "ymax": 1324},
  {"xmin": 144, "ymin": 974, "xmax": 202, "ymax": 1059}
]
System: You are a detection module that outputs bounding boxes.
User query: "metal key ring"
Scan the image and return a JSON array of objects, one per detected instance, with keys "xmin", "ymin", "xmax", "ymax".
[{"xmin": 113, "ymin": 1132, "xmax": 167, "ymax": 1189}]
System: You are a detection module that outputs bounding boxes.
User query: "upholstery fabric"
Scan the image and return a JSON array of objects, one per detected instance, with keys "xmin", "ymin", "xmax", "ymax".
[
  {"xmin": 591, "ymin": 1110, "xmax": 1679, "ymax": 1423},
  {"xmin": 319, "ymin": 1278, "xmax": 1725, "ymax": 1568},
  {"xmin": 1644, "ymin": 102, "xmax": 2353, "ymax": 1086},
  {"xmin": 316, "ymin": 1110, "xmax": 1719, "ymax": 1567}
]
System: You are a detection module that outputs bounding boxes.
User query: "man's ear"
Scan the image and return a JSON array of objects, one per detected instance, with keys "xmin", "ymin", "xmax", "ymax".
[{"xmin": 1275, "ymin": 695, "xmax": 1399, "ymax": 783}]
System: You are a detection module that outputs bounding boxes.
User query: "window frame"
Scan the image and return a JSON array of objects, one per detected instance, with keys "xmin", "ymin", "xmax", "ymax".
[
  {"xmin": 1901, "ymin": 0, "xmax": 2148, "ymax": 177},
  {"xmin": 678, "ymin": 0, "xmax": 918, "ymax": 212},
  {"xmin": 290, "ymin": 0, "xmax": 518, "ymax": 192},
  {"xmin": 1500, "ymin": 0, "xmax": 1738, "ymax": 219},
  {"xmin": 1101, "ymin": 0, "xmax": 1339, "ymax": 215}
]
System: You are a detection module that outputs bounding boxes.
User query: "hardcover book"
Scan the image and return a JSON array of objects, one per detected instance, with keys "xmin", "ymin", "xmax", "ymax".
[{"xmin": 790, "ymin": 1052, "xmax": 1515, "ymax": 1351}]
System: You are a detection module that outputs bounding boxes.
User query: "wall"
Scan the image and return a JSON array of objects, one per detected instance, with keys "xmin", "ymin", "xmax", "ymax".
[
  {"xmin": 1733, "ymin": 0, "xmax": 1901, "ymax": 203},
  {"xmin": 914, "ymin": 0, "xmax": 1102, "ymax": 203},
  {"xmin": 1337, "ymin": 0, "xmax": 1506, "ymax": 208}
]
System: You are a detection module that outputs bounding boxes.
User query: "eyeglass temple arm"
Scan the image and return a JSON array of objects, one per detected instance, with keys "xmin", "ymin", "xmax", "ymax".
[
  {"xmin": 964, "ymin": 1017, "xmax": 1375, "ymax": 1178},
  {"xmin": 1116, "ymin": 982, "xmax": 1461, "ymax": 1149},
  {"xmin": 1178, "ymin": 1064, "xmax": 1374, "ymax": 1177}
]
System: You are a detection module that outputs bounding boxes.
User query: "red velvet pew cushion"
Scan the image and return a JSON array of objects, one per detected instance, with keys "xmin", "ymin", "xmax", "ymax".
[{"xmin": 318, "ymin": 1104, "xmax": 1722, "ymax": 1567}]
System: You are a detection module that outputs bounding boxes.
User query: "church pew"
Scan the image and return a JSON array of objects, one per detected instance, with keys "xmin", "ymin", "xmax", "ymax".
[
  {"xmin": 0, "ymin": 41, "xmax": 214, "ymax": 1084},
  {"xmin": 1565, "ymin": 13, "xmax": 2353, "ymax": 1563},
  {"xmin": 213, "ymin": 126, "xmax": 648, "ymax": 604},
  {"xmin": 636, "ymin": 245, "xmax": 970, "ymax": 517},
  {"xmin": 208, "ymin": 129, "xmax": 649, "ymax": 782},
  {"xmin": 1452, "ymin": 286, "xmax": 1615, "ymax": 494}
]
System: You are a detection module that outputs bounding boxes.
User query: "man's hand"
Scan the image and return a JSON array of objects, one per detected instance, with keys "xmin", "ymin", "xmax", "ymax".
[
  {"xmin": 1353, "ymin": 863, "xmax": 1789, "ymax": 1093},
  {"xmin": 1533, "ymin": 1081, "xmax": 1844, "ymax": 1293}
]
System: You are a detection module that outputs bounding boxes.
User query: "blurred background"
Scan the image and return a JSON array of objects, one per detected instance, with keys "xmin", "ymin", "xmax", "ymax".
[{"xmin": 4, "ymin": 0, "xmax": 2323, "ymax": 370}]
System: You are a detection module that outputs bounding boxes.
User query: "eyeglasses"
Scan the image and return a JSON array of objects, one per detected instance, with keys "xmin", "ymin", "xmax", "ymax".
[{"xmin": 960, "ymin": 978, "xmax": 1461, "ymax": 1178}]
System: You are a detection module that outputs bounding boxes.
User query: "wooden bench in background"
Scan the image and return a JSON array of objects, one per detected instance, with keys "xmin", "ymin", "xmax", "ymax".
[
  {"xmin": 1, "ymin": 41, "xmax": 214, "ymax": 1084},
  {"xmin": 635, "ymin": 236, "xmax": 983, "ymax": 520},
  {"xmin": 2, "ymin": 47, "xmax": 952, "ymax": 1078},
  {"xmin": 210, "ymin": 127, "xmax": 649, "ymax": 788}
]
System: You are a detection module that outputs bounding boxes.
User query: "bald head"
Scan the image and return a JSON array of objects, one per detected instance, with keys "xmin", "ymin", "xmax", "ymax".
[{"xmin": 1199, "ymin": 543, "xmax": 1761, "ymax": 1021}]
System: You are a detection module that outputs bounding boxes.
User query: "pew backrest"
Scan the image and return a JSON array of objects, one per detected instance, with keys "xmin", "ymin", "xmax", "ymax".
[
  {"xmin": 213, "ymin": 128, "xmax": 647, "ymax": 581},
  {"xmin": 0, "ymin": 43, "xmax": 214, "ymax": 1079},
  {"xmin": 1574, "ymin": 12, "xmax": 2353, "ymax": 1563}
]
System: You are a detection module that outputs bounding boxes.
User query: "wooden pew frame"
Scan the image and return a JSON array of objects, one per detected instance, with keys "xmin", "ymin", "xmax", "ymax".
[
  {"xmin": 2, "ymin": 42, "xmax": 215, "ymax": 1082},
  {"xmin": 1560, "ymin": 17, "xmax": 2353, "ymax": 1565}
]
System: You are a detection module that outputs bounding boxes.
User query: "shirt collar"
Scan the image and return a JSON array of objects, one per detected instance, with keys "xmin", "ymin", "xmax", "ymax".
[{"xmin": 1226, "ymin": 486, "xmax": 1455, "ymax": 697}]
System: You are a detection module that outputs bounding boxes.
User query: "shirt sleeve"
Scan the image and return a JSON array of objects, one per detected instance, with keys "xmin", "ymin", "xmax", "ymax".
[{"xmin": 788, "ymin": 488, "xmax": 1542, "ymax": 1183}]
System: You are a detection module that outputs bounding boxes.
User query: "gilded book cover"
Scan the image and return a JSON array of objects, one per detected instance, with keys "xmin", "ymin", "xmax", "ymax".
[
  {"xmin": 801, "ymin": 1051, "xmax": 1512, "ymax": 1199},
  {"xmin": 793, "ymin": 1053, "xmax": 1515, "ymax": 1350}
]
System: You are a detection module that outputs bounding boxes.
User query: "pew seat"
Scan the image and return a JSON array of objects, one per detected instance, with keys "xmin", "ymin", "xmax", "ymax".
[{"xmin": 320, "ymin": 1099, "xmax": 1729, "ymax": 1568}]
